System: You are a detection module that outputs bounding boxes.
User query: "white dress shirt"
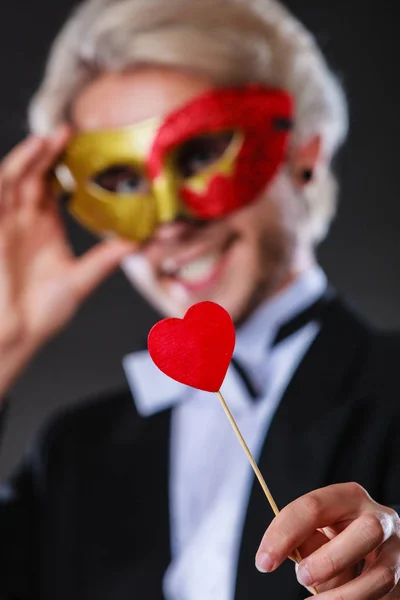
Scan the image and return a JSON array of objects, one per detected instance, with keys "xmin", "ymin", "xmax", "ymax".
[{"xmin": 123, "ymin": 266, "xmax": 327, "ymax": 600}]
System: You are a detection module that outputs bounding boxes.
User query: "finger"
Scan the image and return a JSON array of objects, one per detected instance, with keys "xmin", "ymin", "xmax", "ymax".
[
  {"xmin": 31, "ymin": 124, "xmax": 71, "ymax": 179},
  {"xmin": 0, "ymin": 220, "xmax": 22, "ymax": 345},
  {"xmin": 0, "ymin": 137, "xmax": 46, "ymax": 211},
  {"xmin": 296, "ymin": 511, "xmax": 394, "ymax": 590},
  {"xmin": 257, "ymin": 527, "xmax": 329, "ymax": 570},
  {"xmin": 68, "ymin": 239, "xmax": 137, "ymax": 303},
  {"xmin": 296, "ymin": 530, "xmax": 360, "ymax": 595},
  {"xmin": 296, "ymin": 531, "xmax": 333, "ymax": 595},
  {"xmin": 303, "ymin": 538, "xmax": 400, "ymax": 600},
  {"xmin": 296, "ymin": 561, "xmax": 355, "ymax": 597},
  {"xmin": 0, "ymin": 224, "xmax": 15, "ymax": 308},
  {"xmin": 256, "ymin": 483, "xmax": 372, "ymax": 571},
  {"xmin": 20, "ymin": 125, "xmax": 72, "ymax": 209},
  {"xmin": 257, "ymin": 527, "xmax": 354, "ymax": 596},
  {"xmin": 0, "ymin": 173, "xmax": 4, "ymax": 219},
  {"xmin": 256, "ymin": 522, "xmax": 329, "ymax": 574},
  {"xmin": 0, "ymin": 136, "xmax": 46, "ymax": 180}
]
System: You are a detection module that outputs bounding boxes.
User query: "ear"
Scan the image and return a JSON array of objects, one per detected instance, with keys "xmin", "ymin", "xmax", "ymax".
[{"xmin": 289, "ymin": 135, "xmax": 324, "ymax": 189}]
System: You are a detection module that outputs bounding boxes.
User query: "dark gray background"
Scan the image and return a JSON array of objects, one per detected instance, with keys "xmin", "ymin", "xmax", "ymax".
[{"xmin": 0, "ymin": 0, "xmax": 399, "ymax": 477}]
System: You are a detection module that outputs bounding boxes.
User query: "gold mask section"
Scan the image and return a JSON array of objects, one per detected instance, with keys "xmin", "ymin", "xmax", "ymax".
[{"xmin": 57, "ymin": 116, "xmax": 178, "ymax": 242}]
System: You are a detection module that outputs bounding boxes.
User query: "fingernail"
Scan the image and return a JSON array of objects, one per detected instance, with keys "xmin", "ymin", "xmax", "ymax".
[
  {"xmin": 255, "ymin": 552, "xmax": 274, "ymax": 573},
  {"xmin": 297, "ymin": 564, "xmax": 312, "ymax": 587}
]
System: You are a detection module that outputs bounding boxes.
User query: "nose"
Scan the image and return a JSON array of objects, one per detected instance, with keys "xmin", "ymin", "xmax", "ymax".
[{"xmin": 151, "ymin": 219, "xmax": 194, "ymax": 242}]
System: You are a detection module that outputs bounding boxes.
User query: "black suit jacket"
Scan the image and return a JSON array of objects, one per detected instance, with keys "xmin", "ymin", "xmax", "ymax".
[{"xmin": 1, "ymin": 297, "xmax": 400, "ymax": 599}]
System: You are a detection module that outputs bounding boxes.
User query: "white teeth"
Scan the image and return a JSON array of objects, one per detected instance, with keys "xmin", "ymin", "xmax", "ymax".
[
  {"xmin": 162, "ymin": 258, "xmax": 178, "ymax": 276},
  {"xmin": 176, "ymin": 253, "xmax": 220, "ymax": 284}
]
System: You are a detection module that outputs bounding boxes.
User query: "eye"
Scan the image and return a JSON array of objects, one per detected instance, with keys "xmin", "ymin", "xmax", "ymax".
[
  {"xmin": 92, "ymin": 165, "xmax": 148, "ymax": 194},
  {"xmin": 175, "ymin": 131, "xmax": 234, "ymax": 178}
]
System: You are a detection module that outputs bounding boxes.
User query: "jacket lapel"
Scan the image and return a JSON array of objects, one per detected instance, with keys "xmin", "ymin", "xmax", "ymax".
[
  {"xmin": 125, "ymin": 406, "xmax": 173, "ymax": 599},
  {"xmin": 235, "ymin": 298, "xmax": 369, "ymax": 599},
  {"xmin": 73, "ymin": 399, "xmax": 173, "ymax": 600}
]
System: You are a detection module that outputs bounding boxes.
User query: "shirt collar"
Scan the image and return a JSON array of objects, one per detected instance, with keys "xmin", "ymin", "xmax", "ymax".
[
  {"xmin": 123, "ymin": 265, "xmax": 327, "ymax": 417},
  {"xmin": 234, "ymin": 264, "xmax": 327, "ymax": 373}
]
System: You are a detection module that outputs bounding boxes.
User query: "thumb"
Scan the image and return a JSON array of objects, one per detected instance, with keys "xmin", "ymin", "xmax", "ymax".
[{"xmin": 70, "ymin": 239, "xmax": 137, "ymax": 302}]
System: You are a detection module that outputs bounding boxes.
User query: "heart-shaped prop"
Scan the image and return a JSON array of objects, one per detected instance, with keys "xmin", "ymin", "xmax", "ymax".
[{"xmin": 148, "ymin": 301, "xmax": 235, "ymax": 392}]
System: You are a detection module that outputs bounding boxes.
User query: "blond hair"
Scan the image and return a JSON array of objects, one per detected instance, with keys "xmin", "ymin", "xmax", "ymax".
[{"xmin": 29, "ymin": 0, "xmax": 349, "ymax": 242}]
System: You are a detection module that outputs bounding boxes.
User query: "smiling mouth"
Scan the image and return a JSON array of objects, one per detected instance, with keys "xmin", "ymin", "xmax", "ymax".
[{"xmin": 160, "ymin": 233, "xmax": 238, "ymax": 291}]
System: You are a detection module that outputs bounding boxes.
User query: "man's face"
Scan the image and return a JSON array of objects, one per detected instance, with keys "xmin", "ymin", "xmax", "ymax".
[{"xmin": 72, "ymin": 68, "xmax": 301, "ymax": 323}]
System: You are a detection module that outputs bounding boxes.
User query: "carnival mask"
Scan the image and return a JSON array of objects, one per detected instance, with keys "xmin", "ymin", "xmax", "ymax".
[{"xmin": 55, "ymin": 84, "xmax": 293, "ymax": 242}]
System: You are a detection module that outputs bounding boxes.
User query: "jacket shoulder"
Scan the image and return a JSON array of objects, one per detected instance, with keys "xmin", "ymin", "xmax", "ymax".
[
  {"xmin": 336, "ymin": 299, "xmax": 400, "ymax": 400},
  {"xmin": 32, "ymin": 386, "xmax": 140, "ymax": 467}
]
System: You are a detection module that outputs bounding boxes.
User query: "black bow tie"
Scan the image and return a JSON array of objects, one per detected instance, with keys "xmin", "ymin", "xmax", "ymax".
[{"xmin": 231, "ymin": 289, "xmax": 334, "ymax": 400}]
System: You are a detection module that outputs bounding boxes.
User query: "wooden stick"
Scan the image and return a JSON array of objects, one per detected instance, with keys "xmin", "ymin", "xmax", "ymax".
[{"xmin": 215, "ymin": 390, "xmax": 318, "ymax": 596}]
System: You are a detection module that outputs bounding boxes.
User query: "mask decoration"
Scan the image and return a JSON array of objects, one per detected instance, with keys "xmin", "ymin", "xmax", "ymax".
[{"xmin": 55, "ymin": 84, "xmax": 293, "ymax": 242}]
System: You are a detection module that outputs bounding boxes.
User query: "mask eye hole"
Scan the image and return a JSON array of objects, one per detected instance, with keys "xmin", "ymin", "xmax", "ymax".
[
  {"xmin": 175, "ymin": 131, "xmax": 235, "ymax": 179},
  {"xmin": 91, "ymin": 164, "xmax": 149, "ymax": 195}
]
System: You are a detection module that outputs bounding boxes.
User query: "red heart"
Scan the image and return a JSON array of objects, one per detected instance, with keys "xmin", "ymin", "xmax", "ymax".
[{"xmin": 148, "ymin": 301, "xmax": 236, "ymax": 392}]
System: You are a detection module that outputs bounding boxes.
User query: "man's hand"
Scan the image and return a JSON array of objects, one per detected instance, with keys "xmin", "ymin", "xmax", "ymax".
[
  {"xmin": 0, "ymin": 127, "xmax": 136, "ymax": 398},
  {"xmin": 255, "ymin": 483, "xmax": 400, "ymax": 599}
]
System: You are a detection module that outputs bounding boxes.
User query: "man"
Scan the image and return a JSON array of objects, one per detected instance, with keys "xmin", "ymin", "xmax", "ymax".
[{"xmin": 0, "ymin": 0, "xmax": 399, "ymax": 598}]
